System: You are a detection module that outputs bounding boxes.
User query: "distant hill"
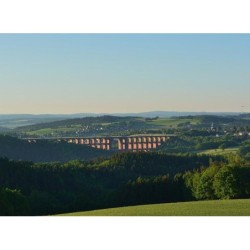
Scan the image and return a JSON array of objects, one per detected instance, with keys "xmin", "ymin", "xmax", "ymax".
[
  {"xmin": 0, "ymin": 135, "xmax": 112, "ymax": 162},
  {"xmin": 177, "ymin": 115, "xmax": 237, "ymax": 123},
  {"xmin": 12, "ymin": 113, "xmax": 250, "ymax": 138},
  {"xmin": 0, "ymin": 115, "xmax": 68, "ymax": 128},
  {"xmin": 15, "ymin": 115, "xmax": 138, "ymax": 131},
  {"xmin": 176, "ymin": 114, "xmax": 250, "ymax": 126},
  {"xmin": 115, "ymin": 111, "xmax": 241, "ymax": 118},
  {"xmin": 238, "ymin": 113, "xmax": 250, "ymax": 119},
  {"xmin": 0, "ymin": 126, "xmax": 11, "ymax": 132},
  {"xmin": 14, "ymin": 114, "xmax": 247, "ymax": 132},
  {"xmin": 0, "ymin": 111, "xmax": 242, "ymax": 128}
]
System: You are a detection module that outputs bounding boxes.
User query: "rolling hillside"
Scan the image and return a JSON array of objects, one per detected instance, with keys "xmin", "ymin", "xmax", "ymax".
[
  {"xmin": 15, "ymin": 115, "xmax": 138, "ymax": 131},
  {"xmin": 13, "ymin": 114, "xmax": 250, "ymax": 137},
  {"xmin": 14, "ymin": 115, "xmax": 150, "ymax": 137},
  {"xmin": 59, "ymin": 199, "xmax": 250, "ymax": 216}
]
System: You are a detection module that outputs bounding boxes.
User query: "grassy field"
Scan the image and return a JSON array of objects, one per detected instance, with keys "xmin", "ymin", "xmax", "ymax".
[
  {"xmin": 23, "ymin": 117, "xmax": 200, "ymax": 136},
  {"xmin": 58, "ymin": 199, "xmax": 250, "ymax": 216},
  {"xmin": 146, "ymin": 118, "xmax": 200, "ymax": 128},
  {"xmin": 197, "ymin": 147, "xmax": 239, "ymax": 156},
  {"xmin": 26, "ymin": 125, "xmax": 82, "ymax": 136}
]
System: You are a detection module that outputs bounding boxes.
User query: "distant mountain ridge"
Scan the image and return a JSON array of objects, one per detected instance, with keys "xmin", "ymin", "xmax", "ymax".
[
  {"xmin": 0, "ymin": 111, "xmax": 246, "ymax": 128},
  {"xmin": 0, "ymin": 111, "xmax": 243, "ymax": 120}
]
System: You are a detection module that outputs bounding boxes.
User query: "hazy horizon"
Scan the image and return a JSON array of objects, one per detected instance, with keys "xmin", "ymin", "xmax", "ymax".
[
  {"xmin": 1, "ymin": 34, "xmax": 250, "ymax": 114},
  {"xmin": 0, "ymin": 110, "xmax": 245, "ymax": 116}
]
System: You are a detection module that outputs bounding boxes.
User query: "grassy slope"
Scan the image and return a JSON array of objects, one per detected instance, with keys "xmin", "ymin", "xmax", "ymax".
[
  {"xmin": 25, "ymin": 125, "xmax": 82, "ymax": 136},
  {"xmin": 197, "ymin": 147, "xmax": 239, "ymax": 156},
  {"xmin": 145, "ymin": 118, "xmax": 200, "ymax": 128},
  {"xmin": 58, "ymin": 199, "xmax": 250, "ymax": 216}
]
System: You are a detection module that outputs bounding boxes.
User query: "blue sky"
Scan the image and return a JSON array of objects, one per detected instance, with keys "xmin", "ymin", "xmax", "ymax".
[{"xmin": 0, "ymin": 34, "xmax": 249, "ymax": 114}]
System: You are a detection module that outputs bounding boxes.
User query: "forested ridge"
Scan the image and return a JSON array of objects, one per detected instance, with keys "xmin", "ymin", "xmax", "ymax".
[
  {"xmin": 0, "ymin": 135, "xmax": 111, "ymax": 162},
  {"xmin": 1, "ymin": 151, "xmax": 249, "ymax": 216}
]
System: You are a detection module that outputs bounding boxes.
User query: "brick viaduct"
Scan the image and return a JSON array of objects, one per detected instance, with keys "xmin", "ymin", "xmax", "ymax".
[{"xmin": 26, "ymin": 135, "xmax": 174, "ymax": 151}]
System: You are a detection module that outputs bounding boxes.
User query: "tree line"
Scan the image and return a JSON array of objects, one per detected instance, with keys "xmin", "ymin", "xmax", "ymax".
[
  {"xmin": 159, "ymin": 135, "xmax": 246, "ymax": 153},
  {"xmin": 2, "ymin": 151, "xmax": 249, "ymax": 216},
  {"xmin": 0, "ymin": 135, "xmax": 111, "ymax": 162}
]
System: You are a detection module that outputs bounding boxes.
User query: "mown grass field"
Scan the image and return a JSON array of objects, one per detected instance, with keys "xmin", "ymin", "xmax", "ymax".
[
  {"xmin": 26, "ymin": 125, "xmax": 82, "ymax": 136},
  {"xmin": 197, "ymin": 147, "xmax": 239, "ymax": 156},
  {"xmin": 146, "ymin": 118, "xmax": 200, "ymax": 128},
  {"xmin": 58, "ymin": 199, "xmax": 250, "ymax": 216}
]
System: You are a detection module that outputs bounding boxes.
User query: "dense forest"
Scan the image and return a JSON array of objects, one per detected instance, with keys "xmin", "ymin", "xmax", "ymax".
[
  {"xmin": 1, "ymin": 151, "xmax": 250, "ymax": 216},
  {"xmin": 0, "ymin": 135, "xmax": 111, "ymax": 162}
]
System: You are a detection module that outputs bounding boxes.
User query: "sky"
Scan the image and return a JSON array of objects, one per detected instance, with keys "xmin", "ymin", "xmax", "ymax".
[{"xmin": 0, "ymin": 34, "xmax": 250, "ymax": 114}]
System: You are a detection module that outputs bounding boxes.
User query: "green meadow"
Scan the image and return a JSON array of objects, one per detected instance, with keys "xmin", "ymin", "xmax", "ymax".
[
  {"xmin": 26, "ymin": 125, "xmax": 82, "ymax": 136},
  {"xmin": 146, "ymin": 118, "xmax": 200, "ymax": 128},
  {"xmin": 197, "ymin": 147, "xmax": 239, "ymax": 156},
  {"xmin": 58, "ymin": 199, "xmax": 250, "ymax": 216}
]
